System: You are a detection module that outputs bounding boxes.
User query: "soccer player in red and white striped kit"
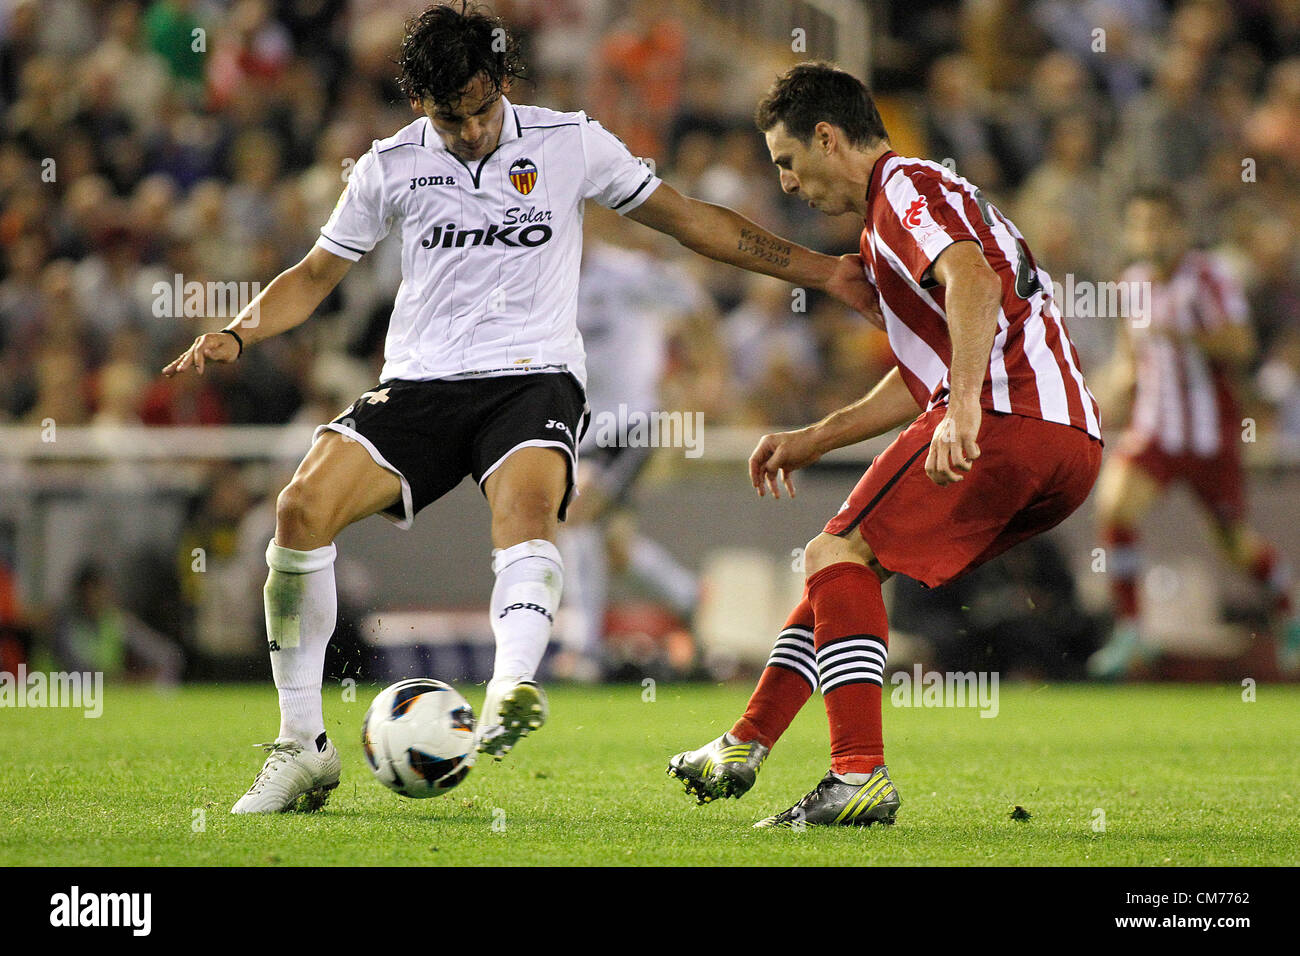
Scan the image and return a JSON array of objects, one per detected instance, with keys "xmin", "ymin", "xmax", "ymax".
[
  {"xmin": 669, "ymin": 62, "xmax": 1103, "ymax": 827},
  {"xmin": 1087, "ymin": 186, "xmax": 1299, "ymax": 679}
]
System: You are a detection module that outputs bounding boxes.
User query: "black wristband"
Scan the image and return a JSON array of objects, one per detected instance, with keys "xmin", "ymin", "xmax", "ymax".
[{"xmin": 219, "ymin": 328, "xmax": 244, "ymax": 358}]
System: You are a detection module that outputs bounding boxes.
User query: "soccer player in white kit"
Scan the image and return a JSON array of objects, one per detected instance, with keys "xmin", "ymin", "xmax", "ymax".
[{"xmin": 162, "ymin": 2, "xmax": 875, "ymax": 813}]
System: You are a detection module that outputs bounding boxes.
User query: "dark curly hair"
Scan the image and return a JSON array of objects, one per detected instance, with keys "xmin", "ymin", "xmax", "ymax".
[
  {"xmin": 755, "ymin": 62, "xmax": 888, "ymax": 148},
  {"xmin": 396, "ymin": 2, "xmax": 526, "ymax": 105}
]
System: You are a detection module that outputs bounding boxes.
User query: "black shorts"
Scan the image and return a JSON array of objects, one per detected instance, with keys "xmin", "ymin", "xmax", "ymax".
[{"xmin": 315, "ymin": 372, "xmax": 588, "ymax": 528}]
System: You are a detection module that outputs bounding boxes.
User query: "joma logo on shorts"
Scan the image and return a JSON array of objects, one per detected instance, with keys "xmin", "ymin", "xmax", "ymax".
[
  {"xmin": 499, "ymin": 602, "xmax": 553, "ymax": 622},
  {"xmin": 545, "ymin": 419, "xmax": 573, "ymax": 440}
]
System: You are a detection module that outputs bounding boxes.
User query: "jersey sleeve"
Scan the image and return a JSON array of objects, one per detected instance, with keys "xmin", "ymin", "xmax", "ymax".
[
  {"xmin": 316, "ymin": 145, "xmax": 392, "ymax": 261},
  {"xmin": 875, "ymin": 170, "xmax": 980, "ymax": 287},
  {"xmin": 577, "ymin": 114, "xmax": 661, "ymax": 214}
]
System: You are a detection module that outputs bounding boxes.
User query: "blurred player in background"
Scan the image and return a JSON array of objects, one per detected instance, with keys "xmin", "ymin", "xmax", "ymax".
[
  {"xmin": 161, "ymin": 4, "xmax": 875, "ymax": 814},
  {"xmin": 554, "ymin": 212, "xmax": 699, "ymax": 681},
  {"xmin": 1088, "ymin": 186, "xmax": 1299, "ymax": 679},
  {"xmin": 670, "ymin": 62, "xmax": 1102, "ymax": 828}
]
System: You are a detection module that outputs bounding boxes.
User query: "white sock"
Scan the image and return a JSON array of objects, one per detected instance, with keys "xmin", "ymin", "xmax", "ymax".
[
  {"xmin": 264, "ymin": 540, "xmax": 337, "ymax": 749},
  {"xmin": 556, "ymin": 524, "xmax": 607, "ymax": 657},
  {"xmin": 628, "ymin": 536, "xmax": 698, "ymax": 616},
  {"xmin": 490, "ymin": 539, "xmax": 563, "ymax": 682},
  {"xmin": 833, "ymin": 771, "xmax": 873, "ymax": 785}
]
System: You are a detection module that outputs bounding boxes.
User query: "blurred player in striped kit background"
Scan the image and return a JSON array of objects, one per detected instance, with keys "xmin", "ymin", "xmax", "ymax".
[{"xmin": 1089, "ymin": 185, "xmax": 1300, "ymax": 678}]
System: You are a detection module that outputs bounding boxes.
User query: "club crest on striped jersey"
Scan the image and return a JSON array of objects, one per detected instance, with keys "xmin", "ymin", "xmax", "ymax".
[
  {"xmin": 901, "ymin": 194, "xmax": 943, "ymax": 243},
  {"xmin": 902, "ymin": 196, "xmax": 929, "ymax": 229},
  {"xmin": 509, "ymin": 158, "xmax": 538, "ymax": 195}
]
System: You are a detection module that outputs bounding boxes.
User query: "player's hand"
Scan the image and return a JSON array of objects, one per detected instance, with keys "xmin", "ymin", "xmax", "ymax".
[
  {"xmin": 925, "ymin": 401, "xmax": 981, "ymax": 486},
  {"xmin": 749, "ymin": 427, "xmax": 824, "ymax": 499},
  {"xmin": 161, "ymin": 332, "xmax": 240, "ymax": 377},
  {"xmin": 823, "ymin": 253, "xmax": 884, "ymax": 330}
]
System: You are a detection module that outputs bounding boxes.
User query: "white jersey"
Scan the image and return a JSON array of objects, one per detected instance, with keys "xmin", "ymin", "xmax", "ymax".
[
  {"xmin": 316, "ymin": 97, "xmax": 662, "ymax": 389},
  {"xmin": 576, "ymin": 242, "xmax": 670, "ymax": 420}
]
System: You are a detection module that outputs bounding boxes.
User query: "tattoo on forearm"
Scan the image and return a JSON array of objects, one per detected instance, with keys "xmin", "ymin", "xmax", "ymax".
[{"xmin": 737, "ymin": 227, "xmax": 792, "ymax": 269}]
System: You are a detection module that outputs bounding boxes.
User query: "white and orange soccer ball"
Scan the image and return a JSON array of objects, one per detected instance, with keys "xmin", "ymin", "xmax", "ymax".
[{"xmin": 361, "ymin": 679, "xmax": 477, "ymax": 797}]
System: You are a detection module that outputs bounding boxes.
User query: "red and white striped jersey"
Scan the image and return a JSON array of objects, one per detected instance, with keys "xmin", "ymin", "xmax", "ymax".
[
  {"xmin": 859, "ymin": 151, "xmax": 1101, "ymax": 439},
  {"xmin": 1122, "ymin": 251, "xmax": 1247, "ymax": 457}
]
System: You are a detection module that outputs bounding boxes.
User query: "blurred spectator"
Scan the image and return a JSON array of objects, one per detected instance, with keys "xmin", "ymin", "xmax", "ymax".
[
  {"xmin": 1032, "ymin": 0, "xmax": 1164, "ymax": 106},
  {"xmin": 723, "ymin": 272, "xmax": 819, "ymax": 401},
  {"xmin": 923, "ymin": 54, "xmax": 1014, "ymax": 191},
  {"xmin": 175, "ymin": 463, "xmax": 262, "ymax": 664},
  {"xmin": 1104, "ymin": 43, "xmax": 1216, "ymax": 201},
  {"xmin": 143, "ymin": 0, "xmax": 207, "ymax": 87},
  {"xmin": 54, "ymin": 563, "xmax": 183, "ymax": 685},
  {"xmin": 1244, "ymin": 56, "xmax": 1300, "ymax": 183},
  {"xmin": 1014, "ymin": 111, "xmax": 1108, "ymax": 280},
  {"xmin": 591, "ymin": 0, "xmax": 685, "ymax": 160}
]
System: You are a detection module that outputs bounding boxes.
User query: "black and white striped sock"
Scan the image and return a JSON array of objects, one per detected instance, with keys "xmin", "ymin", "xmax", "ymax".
[
  {"xmin": 816, "ymin": 633, "xmax": 888, "ymax": 694},
  {"xmin": 765, "ymin": 626, "xmax": 818, "ymax": 692}
]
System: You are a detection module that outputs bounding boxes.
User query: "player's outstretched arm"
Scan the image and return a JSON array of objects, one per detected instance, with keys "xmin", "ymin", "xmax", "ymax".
[
  {"xmin": 626, "ymin": 182, "xmax": 881, "ymax": 322},
  {"xmin": 749, "ymin": 367, "xmax": 920, "ymax": 499},
  {"xmin": 161, "ymin": 246, "xmax": 354, "ymax": 376}
]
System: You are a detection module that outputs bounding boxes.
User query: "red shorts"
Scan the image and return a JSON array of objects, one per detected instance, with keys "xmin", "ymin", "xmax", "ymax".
[
  {"xmin": 823, "ymin": 409, "xmax": 1102, "ymax": 588},
  {"xmin": 1117, "ymin": 433, "xmax": 1245, "ymax": 526}
]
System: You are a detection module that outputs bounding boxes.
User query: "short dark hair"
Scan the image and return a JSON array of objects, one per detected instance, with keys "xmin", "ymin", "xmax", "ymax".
[
  {"xmin": 1125, "ymin": 182, "xmax": 1183, "ymax": 218},
  {"xmin": 755, "ymin": 62, "xmax": 888, "ymax": 148},
  {"xmin": 397, "ymin": 2, "xmax": 525, "ymax": 105}
]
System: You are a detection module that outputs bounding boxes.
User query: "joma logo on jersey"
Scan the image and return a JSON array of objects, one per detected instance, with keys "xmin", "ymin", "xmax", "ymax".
[
  {"xmin": 421, "ymin": 221, "xmax": 553, "ymax": 249},
  {"xmin": 409, "ymin": 175, "xmax": 456, "ymax": 189}
]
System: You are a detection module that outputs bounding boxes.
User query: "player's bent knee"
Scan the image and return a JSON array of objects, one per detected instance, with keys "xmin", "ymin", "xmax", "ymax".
[
  {"xmin": 803, "ymin": 531, "xmax": 874, "ymax": 579},
  {"xmin": 491, "ymin": 489, "xmax": 561, "ymax": 543},
  {"xmin": 275, "ymin": 480, "xmax": 338, "ymax": 550}
]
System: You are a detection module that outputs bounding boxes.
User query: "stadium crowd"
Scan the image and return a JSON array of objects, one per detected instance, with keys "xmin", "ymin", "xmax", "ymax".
[{"xmin": 2, "ymin": 0, "xmax": 1299, "ymax": 678}]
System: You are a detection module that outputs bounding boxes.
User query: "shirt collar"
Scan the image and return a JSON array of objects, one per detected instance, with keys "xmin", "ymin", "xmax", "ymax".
[
  {"xmin": 497, "ymin": 96, "xmax": 521, "ymax": 145},
  {"xmin": 864, "ymin": 148, "xmax": 896, "ymax": 215}
]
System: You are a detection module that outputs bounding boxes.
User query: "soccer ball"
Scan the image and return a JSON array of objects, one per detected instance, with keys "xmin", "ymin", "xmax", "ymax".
[{"xmin": 361, "ymin": 679, "xmax": 477, "ymax": 798}]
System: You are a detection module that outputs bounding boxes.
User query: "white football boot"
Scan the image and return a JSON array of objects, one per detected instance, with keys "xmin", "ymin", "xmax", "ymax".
[
  {"xmin": 476, "ymin": 678, "xmax": 547, "ymax": 759},
  {"xmin": 230, "ymin": 737, "xmax": 341, "ymax": 814}
]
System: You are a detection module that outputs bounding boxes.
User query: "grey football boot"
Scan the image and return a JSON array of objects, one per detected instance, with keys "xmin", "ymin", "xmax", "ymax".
[
  {"xmin": 754, "ymin": 765, "xmax": 900, "ymax": 828},
  {"xmin": 667, "ymin": 733, "xmax": 770, "ymax": 804}
]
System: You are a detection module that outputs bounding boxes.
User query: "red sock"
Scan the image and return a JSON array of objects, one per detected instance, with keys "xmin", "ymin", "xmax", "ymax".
[
  {"xmin": 1104, "ymin": 525, "xmax": 1140, "ymax": 621},
  {"xmin": 1249, "ymin": 545, "xmax": 1293, "ymax": 616},
  {"xmin": 730, "ymin": 593, "xmax": 816, "ymax": 749},
  {"xmin": 807, "ymin": 562, "xmax": 888, "ymax": 775}
]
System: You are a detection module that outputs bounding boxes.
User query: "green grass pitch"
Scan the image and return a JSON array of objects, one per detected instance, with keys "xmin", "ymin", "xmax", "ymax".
[{"xmin": 2, "ymin": 682, "xmax": 1296, "ymax": 866}]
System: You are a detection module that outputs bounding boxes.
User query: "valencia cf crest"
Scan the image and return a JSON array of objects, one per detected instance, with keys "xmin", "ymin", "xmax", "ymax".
[{"xmin": 509, "ymin": 158, "xmax": 538, "ymax": 195}]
